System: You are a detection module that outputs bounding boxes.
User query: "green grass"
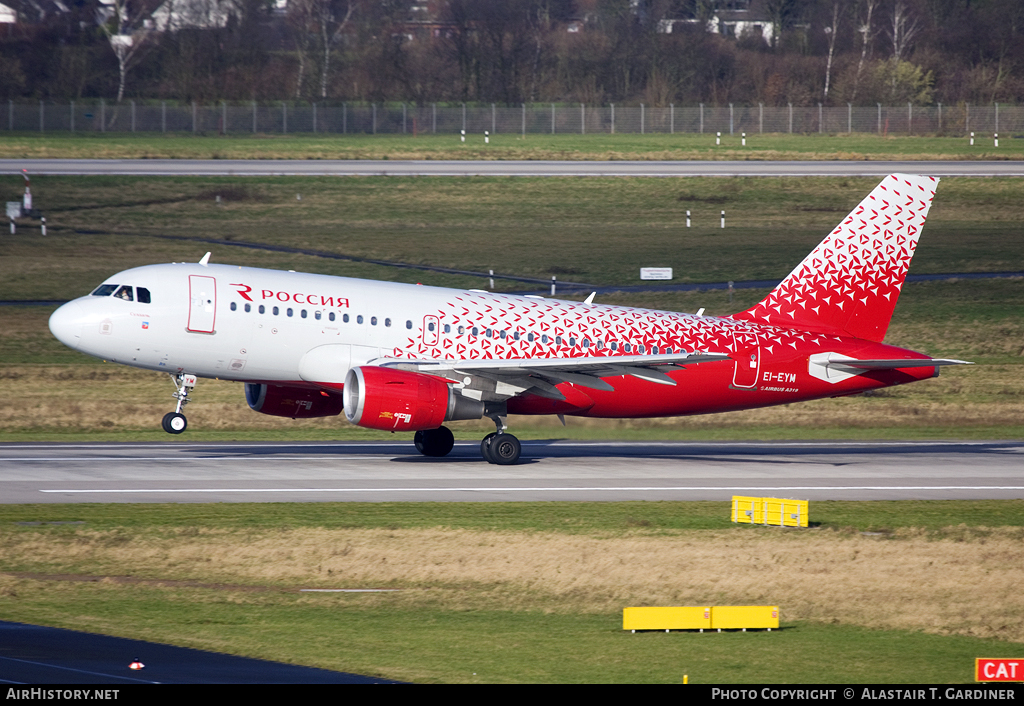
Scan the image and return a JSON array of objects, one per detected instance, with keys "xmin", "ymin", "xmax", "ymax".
[
  {"xmin": 1, "ymin": 176, "xmax": 1023, "ymax": 302},
  {"xmin": 2, "ymin": 132, "xmax": 1023, "ymax": 162},
  {"xmin": 3, "ymin": 500, "xmax": 1023, "ymax": 533},
  {"xmin": 0, "ymin": 590, "xmax": 1012, "ymax": 683}
]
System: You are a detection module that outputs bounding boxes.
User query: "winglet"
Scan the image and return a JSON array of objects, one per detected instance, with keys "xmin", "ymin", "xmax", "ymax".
[
  {"xmin": 199, "ymin": 252, "xmax": 211, "ymax": 267},
  {"xmin": 584, "ymin": 292, "xmax": 596, "ymax": 304}
]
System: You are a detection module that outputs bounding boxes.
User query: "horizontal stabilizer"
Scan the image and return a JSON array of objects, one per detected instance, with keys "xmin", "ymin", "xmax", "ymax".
[{"xmin": 808, "ymin": 352, "xmax": 971, "ymax": 384}]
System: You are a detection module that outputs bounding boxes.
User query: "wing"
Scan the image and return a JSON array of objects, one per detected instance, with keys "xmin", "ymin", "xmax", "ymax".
[{"xmin": 377, "ymin": 352, "xmax": 731, "ymax": 402}]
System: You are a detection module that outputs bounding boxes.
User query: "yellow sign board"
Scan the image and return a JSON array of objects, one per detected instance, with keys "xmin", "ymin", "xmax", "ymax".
[{"xmin": 732, "ymin": 496, "xmax": 808, "ymax": 527}]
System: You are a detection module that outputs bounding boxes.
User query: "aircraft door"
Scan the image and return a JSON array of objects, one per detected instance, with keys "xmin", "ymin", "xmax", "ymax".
[
  {"xmin": 422, "ymin": 315, "xmax": 439, "ymax": 346},
  {"xmin": 188, "ymin": 275, "xmax": 217, "ymax": 334},
  {"xmin": 731, "ymin": 331, "xmax": 761, "ymax": 389}
]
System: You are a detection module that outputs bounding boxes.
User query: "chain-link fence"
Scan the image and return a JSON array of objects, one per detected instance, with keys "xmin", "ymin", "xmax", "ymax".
[{"xmin": 6, "ymin": 100, "xmax": 1020, "ymax": 136}]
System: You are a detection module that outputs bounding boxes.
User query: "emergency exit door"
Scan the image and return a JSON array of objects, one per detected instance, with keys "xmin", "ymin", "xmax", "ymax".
[{"xmin": 188, "ymin": 275, "xmax": 217, "ymax": 333}]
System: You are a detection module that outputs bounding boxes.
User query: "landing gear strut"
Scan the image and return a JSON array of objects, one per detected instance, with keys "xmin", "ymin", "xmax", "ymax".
[
  {"xmin": 480, "ymin": 415, "xmax": 521, "ymax": 465},
  {"xmin": 162, "ymin": 373, "xmax": 197, "ymax": 435}
]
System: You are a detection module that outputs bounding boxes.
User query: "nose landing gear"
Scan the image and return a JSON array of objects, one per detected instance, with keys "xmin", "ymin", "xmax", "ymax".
[{"xmin": 162, "ymin": 373, "xmax": 197, "ymax": 435}]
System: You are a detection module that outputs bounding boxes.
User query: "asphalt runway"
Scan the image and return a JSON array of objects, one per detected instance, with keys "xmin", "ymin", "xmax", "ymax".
[
  {"xmin": 3, "ymin": 158, "xmax": 1024, "ymax": 177},
  {"xmin": 0, "ymin": 621, "xmax": 396, "ymax": 684},
  {"xmin": 2, "ymin": 440, "xmax": 1022, "ymax": 503}
]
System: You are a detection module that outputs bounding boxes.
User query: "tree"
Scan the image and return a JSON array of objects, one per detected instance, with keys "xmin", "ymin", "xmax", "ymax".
[{"xmin": 98, "ymin": 0, "xmax": 160, "ymax": 102}]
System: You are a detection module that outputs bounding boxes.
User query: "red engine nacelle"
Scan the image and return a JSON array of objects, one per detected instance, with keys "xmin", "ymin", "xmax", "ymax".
[
  {"xmin": 343, "ymin": 366, "xmax": 484, "ymax": 432},
  {"xmin": 245, "ymin": 383, "xmax": 345, "ymax": 418}
]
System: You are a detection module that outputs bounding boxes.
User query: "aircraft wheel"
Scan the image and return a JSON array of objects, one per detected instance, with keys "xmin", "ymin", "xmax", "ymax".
[
  {"xmin": 489, "ymin": 433, "xmax": 521, "ymax": 465},
  {"xmin": 161, "ymin": 412, "xmax": 187, "ymax": 434},
  {"xmin": 480, "ymin": 432, "xmax": 498, "ymax": 463},
  {"xmin": 414, "ymin": 426, "xmax": 455, "ymax": 457}
]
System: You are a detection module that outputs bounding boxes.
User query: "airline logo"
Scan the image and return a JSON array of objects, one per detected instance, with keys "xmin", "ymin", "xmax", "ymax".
[{"xmin": 230, "ymin": 283, "xmax": 350, "ymax": 308}]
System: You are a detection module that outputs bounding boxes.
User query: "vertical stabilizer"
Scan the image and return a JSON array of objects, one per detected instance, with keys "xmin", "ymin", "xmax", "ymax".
[{"xmin": 732, "ymin": 174, "xmax": 939, "ymax": 342}]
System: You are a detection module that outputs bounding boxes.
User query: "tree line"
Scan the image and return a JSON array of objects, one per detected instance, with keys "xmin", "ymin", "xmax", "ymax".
[{"xmin": 0, "ymin": 0, "xmax": 1021, "ymax": 107}]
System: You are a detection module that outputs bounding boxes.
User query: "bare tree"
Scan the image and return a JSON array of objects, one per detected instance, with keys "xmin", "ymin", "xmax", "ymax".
[
  {"xmin": 98, "ymin": 0, "xmax": 159, "ymax": 103},
  {"xmin": 888, "ymin": 0, "xmax": 920, "ymax": 62},
  {"xmin": 850, "ymin": 0, "xmax": 878, "ymax": 102},
  {"xmin": 822, "ymin": 0, "xmax": 844, "ymax": 103},
  {"xmin": 316, "ymin": 0, "xmax": 355, "ymax": 99}
]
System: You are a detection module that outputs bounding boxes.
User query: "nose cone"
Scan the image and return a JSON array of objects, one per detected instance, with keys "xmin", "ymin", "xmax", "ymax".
[{"xmin": 49, "ymin": 301, "xmax": 85, "ymax": 350}]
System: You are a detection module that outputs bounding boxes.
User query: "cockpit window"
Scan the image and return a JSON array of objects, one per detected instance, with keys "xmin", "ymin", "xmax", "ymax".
[
  {"xmin": 91, "ymin": 284, "xmax": 119, "ymax": 297},
  {"xmin": 114, "ymin": 285, "xmax": 134, "ymax": 302},
  {"xmin": 136, "ymin": 287, "xmax": 151, "ymax": 304}
]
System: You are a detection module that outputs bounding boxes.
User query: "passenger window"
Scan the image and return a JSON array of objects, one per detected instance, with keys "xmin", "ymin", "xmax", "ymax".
[
  {"xmin": 458, "ymin": 326, "xmax": 464, "ymax": 335},
  {"xmin": 287, "ymin": 308, "xmax": 293, "ymax": 317},
  {"xmin": 541, "ymin": 335, "xmax": 548, "ymax": 344},
  {"xmin": 386, "ymin": 318, "xmax": 392, "ymax": 328},
  {"xmin": 273, "ymin": 306, "xmax": 279, "ymax": 316},
  {"xmin": 406, "ymin": 320, "xmax": 412, "ymax": 329},
  {"xmin": 569, "ymin": 337, "xmax": 576, "ymax": 347},
  {"xmin": 301, "ymin": 310, "xmax": 307, "ymax": 319},
  {"xmin": 114, "ymin": 285, "xmax": 133, "ymax": 302},
  {"xmin": 528, "ymin": 333, "xmax": 534, "ymax": 342},
  {"xmin": 315, "ymin": 311, "xmax": 321, "ymax": 320},
  {"xmin": 357, "ymin": 315, "xmax": 364, "ymax": 324},
  {"xmin": 230, "ymin": 302, "xmax": 237, "ymax": 311},
  {"xmin": 259, "ymin": 305, "xmax": 265, "ymax": 314},
  {"xmin": 472, "ymin": 327, "xmax": 479, "ymax": 336},
  {"xmin": 136, "ymin": 287, "xmax": 151, "ymax": 304},
  {"xmin": 91, "ymin": 284, "xmax": 119, "ymax": 297},
  {"xmin": 443, "ymin": 324, "xmax": 450, "ymax": 334},
  {"xmin": 329, "ymin": 312, "xmax": 336, "ymax": 322},
  {"xmin": 343, "ymin": 314, "xmax": 349, "ymax": 323},
  {"xmin": 428, "ymin": 322, "xmax": 435, "ymax": 332},
  {"xmin": 624, "ymin": 343, "xmax": 632, "ymax": 353},
  {"xmin": 245, "ymin": 303, "xmax": 251, "ymax": 313}
]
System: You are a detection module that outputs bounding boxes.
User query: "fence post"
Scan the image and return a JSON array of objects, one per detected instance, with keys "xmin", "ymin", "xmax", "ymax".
[
  {"xmin": 551, "ymin": 103, "xmax": 555, "ymax": 134},
  {"xmin": 699, "ymin": 103, "xmax": 703, "ymax": 133},
  {"xmin": 877, "ymin": 103, "xmax": 881, "ymax": 134},
  {"xmin": 462, "ymin": 102, "xmax": 466, "ymax": 132},
  {"xmin": 372, "ymin": 103, "xmax": 376, "ymax": 134},
  {"xmin": 492, "ymin": 102, "xmax": 496, "ymax": 135},
  {"xmin": 403, "ymin": 102, "xmax": 407, "ymax": 134},
  {"xmin": 937, "ymin": 102, "xmax": 941, "ymax": 132},
  {"xmin": 818, "ymin": 102, "xmax": 822, "ymax": 133},
  {"xmin": 8, "ymin": 99, "xmax": 11, "ymax": 131},
  {"xmin": 163, "ymin": 101, "xmax": 167, "ymax": 133},
  {"xmin": 70, "ymin": 100, "xmax": 74, "ymax": 133},
  {"xmin": 521, "ymin": 103, "xmax": 525, "ymax": 137},
  {"xmin": 252, "ymin": 101, "xmax": 256, "ymax": 133},
  {"xmin": 343, "ymin": 102, "xmax": 347, "ymax": 134},
  {"xmin": 39, "ymin": 100, "xmax": 43, "ymax": 133},
  {"xmin": 670, "ymin": 103, "xmax": 673, "ymax": 134},
  {"xmin": 132, "ymin": 100, "xmax": 137, "ymax": 133},
  {"xmin": 759, "ymin": 102, "xmax": 763, "ymax": 133},
  {"xmin": 101, "ymin": 99, "xmax": 105, "ymax": 132},
  {"xmin": 848, "ymin": 102, "xmax": 852, "ymax": 133},
  {"xmin": 965, "ymin": 103, "xmax": 969, "ymax": 133},
  {"xmin": 433, "ymin": 103, "xmax": 436, "ymax": 134},
  {"xmin": 283, "ymin": 102, "xmax": 287, "ymax": 134},
  {"xmin": 640, "ymin": 103, "xmax": 644, "ymax": 134},
  {"xmin": 313, "ymin": 102, "xmax": 317, "ymax": 133},
  {"xmin": 581, "ymin": 103, "xmax": 585, "ymax": 134},
  {"xmin": 908, "ymin": 102, "xmax": 912, "ymax": 134},
  {"xmin": 995, "ymin": 102, "xmax": 999, "ymax": 133},
  {"xmin": 788, "ymin": 102, "xmax": 792, "ymax": 134},
  {"xmin": 192, "ymin": 101, "xmax": 196, "ymax": 134},
  {"xmin": 220, "ymin": 100, "xmax": 225, "ymax": 135},
  {"xmin": 610, "ymin": 103, "xmax": 614, "ymax": 134},
  {"xmin": 729, "ymin": 103, "xmax": 733, "ymax": 135}
]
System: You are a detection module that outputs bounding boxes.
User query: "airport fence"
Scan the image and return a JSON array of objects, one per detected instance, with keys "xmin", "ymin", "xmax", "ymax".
[{"xmin": 5, "ymin": 100, "xmax": 1020, "ymax": 136}]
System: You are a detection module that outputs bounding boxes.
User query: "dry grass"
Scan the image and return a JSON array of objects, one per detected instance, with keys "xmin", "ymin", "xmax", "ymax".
[{"xmin": 4, "ymin": 525, "xmax": 1023, "ymax": 642}]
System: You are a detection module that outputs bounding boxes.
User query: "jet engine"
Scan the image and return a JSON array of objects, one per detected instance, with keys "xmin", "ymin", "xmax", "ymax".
[
  {"xmin": 343, "ymin": 366, "xmax": 484, "ymax": 432},
  {"xmin": 245, "ymin": 383, "xmax": 345, "ymax": 418}
]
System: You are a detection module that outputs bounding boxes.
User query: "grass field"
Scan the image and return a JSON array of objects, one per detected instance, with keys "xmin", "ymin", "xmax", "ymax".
[
  {"xmin": 2, "ymin": 132, "xmax": 1023, "ymax": 162},
  {"xmin": 2, "ymin": 500, "xmax": 1023, "ymax": 683}
]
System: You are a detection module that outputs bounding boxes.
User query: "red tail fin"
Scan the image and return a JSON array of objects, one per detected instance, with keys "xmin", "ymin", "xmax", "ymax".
[{"xmin": 732, "ymin": 174, "xmax": 939, "ymax": 342}]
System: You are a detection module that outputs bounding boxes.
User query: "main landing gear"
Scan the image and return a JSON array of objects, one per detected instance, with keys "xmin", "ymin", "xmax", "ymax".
[
  {"xmin": 162, "ymin": 373, "xmax": 197, "ymax": 435},
  {"xmin": 414, "ymin": 416, "xmax": 522, "ymax": 465}
]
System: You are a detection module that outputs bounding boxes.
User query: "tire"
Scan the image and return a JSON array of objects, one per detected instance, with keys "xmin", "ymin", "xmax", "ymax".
[
  {"xmin": 480, "ymin": 432, "xmax": 498, "ymax": 463},
  {"xmin": 161, "ymin": 412, "xmax": 187, "ymax": 434},
  {"xmin": 415, "ymin": 426, "xmax": 454, "ymax": 457},
  {"xmin": 489, "ymin": 433, "xmax": 521, "ymax": 465}
]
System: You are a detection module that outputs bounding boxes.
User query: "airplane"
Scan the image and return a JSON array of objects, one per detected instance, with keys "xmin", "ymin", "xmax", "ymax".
[{"xmin": 48, "ymin": 173, "xmax": 970, "ymax": 465}]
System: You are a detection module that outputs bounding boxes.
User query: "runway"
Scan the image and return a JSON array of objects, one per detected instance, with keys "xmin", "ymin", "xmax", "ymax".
[
  {"xmin": 3, "ymin": 440, "xmax": 1022, "ymax": 503},
  {"xmin": 3, "ymin": 158, "xmax": 1024, "ymax": 177}
]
